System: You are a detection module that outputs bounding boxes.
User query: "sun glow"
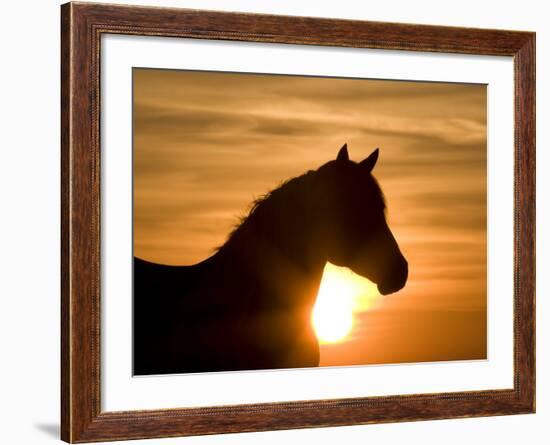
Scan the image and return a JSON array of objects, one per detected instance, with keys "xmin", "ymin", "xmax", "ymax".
[{"xmin": 312, "ymin": 263, "xmax": 381, "ymax": 343}]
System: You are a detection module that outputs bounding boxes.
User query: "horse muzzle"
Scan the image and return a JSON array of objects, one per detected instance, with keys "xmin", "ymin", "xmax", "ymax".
[{"xmin": 377, "ymin": 257, "xmax": 408, "ymax": 295}]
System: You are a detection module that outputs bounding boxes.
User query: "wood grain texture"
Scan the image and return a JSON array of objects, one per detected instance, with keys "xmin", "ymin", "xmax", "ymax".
[
  {"xmin": 60, "ymin": 3, "xmax": 71, "ymax": 441},
  {"xmin": 60, "ymin": 2, "xmax": 536, "ymax": 442}
]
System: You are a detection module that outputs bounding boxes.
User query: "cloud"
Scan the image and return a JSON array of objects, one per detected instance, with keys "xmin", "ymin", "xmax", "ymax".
[
  {"xmin": 132, "ymin": 68, "xmax": 488, "ymax": 364},
  {"xmin": 133, "ymin": 67, "xmax": 487, "ymax": 318}
]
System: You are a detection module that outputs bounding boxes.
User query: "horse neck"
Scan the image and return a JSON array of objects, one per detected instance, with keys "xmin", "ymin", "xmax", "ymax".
[{"xmin": 215, "ymin": 179, "xmax": 327, "ymax": 304}]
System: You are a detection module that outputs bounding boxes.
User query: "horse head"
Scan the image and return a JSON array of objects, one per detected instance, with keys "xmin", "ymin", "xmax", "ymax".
[{"xmin": 313, "ymin": 144, "xmax": 408, "ymax": 295}]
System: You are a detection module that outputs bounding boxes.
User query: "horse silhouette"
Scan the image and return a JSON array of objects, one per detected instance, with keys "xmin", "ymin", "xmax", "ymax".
[{"xmin": 134, "ymin": 144, "xmax": 408, "ymax": 375}]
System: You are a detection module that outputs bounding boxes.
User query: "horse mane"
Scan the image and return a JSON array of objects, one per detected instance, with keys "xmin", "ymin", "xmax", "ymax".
[
  {"xmin": 217, "ymin": 170, "xmax": 316, "ymax": 252},
  {"xmin": 216, "ymin": 160, "xmax": 387, "ymax": 254}
]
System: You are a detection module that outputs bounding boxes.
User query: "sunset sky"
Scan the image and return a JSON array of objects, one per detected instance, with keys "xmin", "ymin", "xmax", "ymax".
[{"xmin": 133, "ymin": 68, "xmax": 487, "ymax": 366}]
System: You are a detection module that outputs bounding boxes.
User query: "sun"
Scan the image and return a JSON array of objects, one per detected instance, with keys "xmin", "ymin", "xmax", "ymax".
[{"xmin": 312, "ymin": 262, "xmax": 380, "ymax": 343}]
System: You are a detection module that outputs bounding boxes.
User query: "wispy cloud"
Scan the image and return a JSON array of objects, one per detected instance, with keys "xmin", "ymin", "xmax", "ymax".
[{"xmin": 133, "ymin": 68, "xmax": 487, "ymax": 365}]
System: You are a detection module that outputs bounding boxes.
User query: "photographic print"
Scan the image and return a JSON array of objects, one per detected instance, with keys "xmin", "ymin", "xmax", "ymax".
[
  {"xmin": 61, "ymin": 6, "xmax": 535, "ymax": 440},
  {"xmin": 132, "ymin": 68, "xmax": 487, "ymax": 376}
]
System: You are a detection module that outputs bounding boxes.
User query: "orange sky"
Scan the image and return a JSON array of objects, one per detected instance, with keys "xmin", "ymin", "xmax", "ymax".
[{"xmin": 133, "ymin": 68, "xmax": 487, "ymax": 366}]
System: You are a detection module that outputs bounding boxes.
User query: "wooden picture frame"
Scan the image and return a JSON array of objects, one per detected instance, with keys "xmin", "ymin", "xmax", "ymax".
[{"xmin": 61, "ymin": 2, "xmax": 535, "ymax": 442}]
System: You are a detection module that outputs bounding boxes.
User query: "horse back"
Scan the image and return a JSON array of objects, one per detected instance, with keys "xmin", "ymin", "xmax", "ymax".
[{"xmin": 133, "ymin": 257, "xmax": 199, "ymax": 374}]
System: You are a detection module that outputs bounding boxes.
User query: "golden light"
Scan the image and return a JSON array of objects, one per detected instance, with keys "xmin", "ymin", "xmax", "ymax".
[{"xmin": 312, "ymin": 263, "xmax": 381, "ymax": 343}]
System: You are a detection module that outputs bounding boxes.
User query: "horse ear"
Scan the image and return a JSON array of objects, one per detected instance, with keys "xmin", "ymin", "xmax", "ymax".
[
  {"xmin": 359, "ymin": 148, "xmax": 379, "ymax": 172},
  {"xmin": 336, "ymin": 143, "xmax": 349, "ymax": 161}
]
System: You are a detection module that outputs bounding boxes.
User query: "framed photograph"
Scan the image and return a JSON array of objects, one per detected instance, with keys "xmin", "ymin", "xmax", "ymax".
[{"xmin": 61, "ymin": 2, "xmax": 535, "ymax": 442}]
